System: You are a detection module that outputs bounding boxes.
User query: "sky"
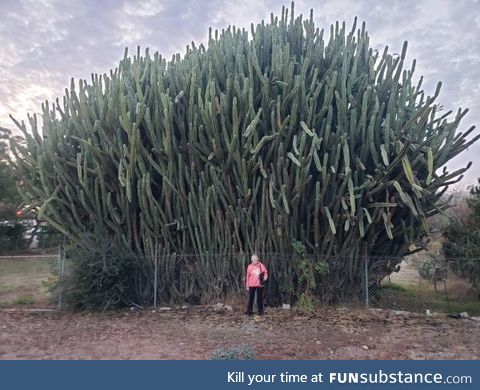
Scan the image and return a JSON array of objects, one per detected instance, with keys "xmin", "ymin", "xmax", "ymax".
[{"xmin": 1, "ymin": 0, "xmax": 479, "ymax": 187}]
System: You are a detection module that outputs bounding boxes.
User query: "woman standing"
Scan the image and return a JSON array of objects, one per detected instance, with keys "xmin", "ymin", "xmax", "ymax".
[{"xmin": 245, "ymin": 254, "xmax": 269, "ymax": 316}]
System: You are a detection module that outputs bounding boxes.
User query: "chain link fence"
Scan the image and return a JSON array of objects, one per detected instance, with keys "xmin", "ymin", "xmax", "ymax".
[
  {"xmin": 53, "ymin": 250, "xmax": 480, "ymax": 314},
  {"xmin": 369, "ymin": 257, "xmax": 480, "ymax": 314},
  {"xmin": 1, "ymin": 244, "xmax": 478, "ymax": 313},
  {"xmin": 56, "ymin": 252, "xmax": 300, "ymax": 309}
]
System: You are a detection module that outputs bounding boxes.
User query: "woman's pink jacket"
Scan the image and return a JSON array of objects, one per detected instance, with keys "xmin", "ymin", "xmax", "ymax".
[{"xmin": 246, "ymin": 262, "xmax": 269, "ymax": 288}]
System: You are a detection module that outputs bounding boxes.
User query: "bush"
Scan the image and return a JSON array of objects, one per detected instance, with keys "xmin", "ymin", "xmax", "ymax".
[
  {"xmin": 11, "ymin": 295, "xmax": 35, "ymax": 306},
  {"xmin": 60, "ymin": 231, "xmax": 149, "ymax": 310},
  {"xmin": 414, "ymin": 256, "xmax": 444, "ymax": 281},
  {"xmin": 212, "ymin": 344, "xmax": 256, "ymax": 360}
]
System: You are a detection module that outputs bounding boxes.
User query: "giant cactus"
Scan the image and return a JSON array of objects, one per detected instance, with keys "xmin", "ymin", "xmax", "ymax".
[{"xmin": 10, "ymin": 4, "xmax": 478, "ymax": 300}]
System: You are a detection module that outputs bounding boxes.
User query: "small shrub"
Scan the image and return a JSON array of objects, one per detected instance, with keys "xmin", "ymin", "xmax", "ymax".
[
  {"xmin": 415, "ymin": 256, "xmax": 443, "ymax": 282},
  {"xmin": 297, "ymin": 292, "xmax": 315, "ymax": 311},
  {"xmin": 380, "ymin": 283, "xmax": 409, "ymax": 293},
  {"xmin": 212, "ymin": 344, "xmax": 256, "ymax": 360},
  {"xmin": 11, "ymin": 295, "xmax": 35, "ymax": 305},
  {"xmin": 292, "ymin": 240, "xmax": 329, "ymax": 310},
  {"xmin": 413, "ymin": 255, "xmax": 448, "ymax": 291}
]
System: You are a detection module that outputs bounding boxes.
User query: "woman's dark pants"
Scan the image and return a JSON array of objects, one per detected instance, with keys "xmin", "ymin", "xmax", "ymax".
[{"xmin": 247, "ymin": 287, "xmax": 264, "ymax": 315}]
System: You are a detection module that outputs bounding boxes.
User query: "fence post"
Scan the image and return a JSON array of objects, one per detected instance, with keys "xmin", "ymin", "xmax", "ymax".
[
  {"xmin": 57, "ymin": 238, "xmax": 65, "ymax": 310},
  {"xmin": 153, "ymin": 240, "xmax": 158, "ymax": 309},
  {"xmin": 364, "ymin": 254, "xmax": 369, "ymax": 309}
]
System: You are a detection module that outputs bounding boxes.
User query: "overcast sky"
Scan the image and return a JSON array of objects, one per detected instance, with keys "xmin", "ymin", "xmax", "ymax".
[{"xmin": 1, "ymin": 0, "xmax": 479, "ymax": 186}]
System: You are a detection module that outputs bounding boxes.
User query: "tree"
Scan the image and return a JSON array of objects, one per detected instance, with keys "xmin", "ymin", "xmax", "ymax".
[
  {"xmin": 443, "ymin": 180, "xmax": 480, "ymax": 289},
  {"xmin": 0, "ymin": 127, "xmax": 26, "ymax": 252},
  {"xmin": 0, "ymin": 127, "xmax": 22, "ymax": 219},
  {"xmin": 9, "ymin": 4, "xmax": 479, "ymax": 301}
]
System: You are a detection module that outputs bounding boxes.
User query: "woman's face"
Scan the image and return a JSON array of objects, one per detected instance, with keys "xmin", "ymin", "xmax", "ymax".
[{"xmin": 251, "ymin": 256, "xmax": 259, "ymax": 263}]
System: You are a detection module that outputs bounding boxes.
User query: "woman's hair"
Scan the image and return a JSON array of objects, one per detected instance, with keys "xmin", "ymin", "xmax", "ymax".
[{"xmin": 251, "ymin": 254, "xmax": 259, "ymax": 262}]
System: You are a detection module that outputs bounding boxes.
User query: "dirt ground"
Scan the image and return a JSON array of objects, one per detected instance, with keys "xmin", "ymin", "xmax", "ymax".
[{"xmin": 1, "ymin": 306, "xmax": 479, "ymax": 360}]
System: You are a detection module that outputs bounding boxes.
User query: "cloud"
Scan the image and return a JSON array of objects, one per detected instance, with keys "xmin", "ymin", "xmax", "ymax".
[{"xmin": 123, "ymin": 0, "xmax": 166, "ymax": 17}]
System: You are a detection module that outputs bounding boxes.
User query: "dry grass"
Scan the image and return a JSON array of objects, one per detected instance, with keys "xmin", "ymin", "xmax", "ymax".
[{"xmin": 0, "ymin": 257, "xmax": 55, "ymax": 308}]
